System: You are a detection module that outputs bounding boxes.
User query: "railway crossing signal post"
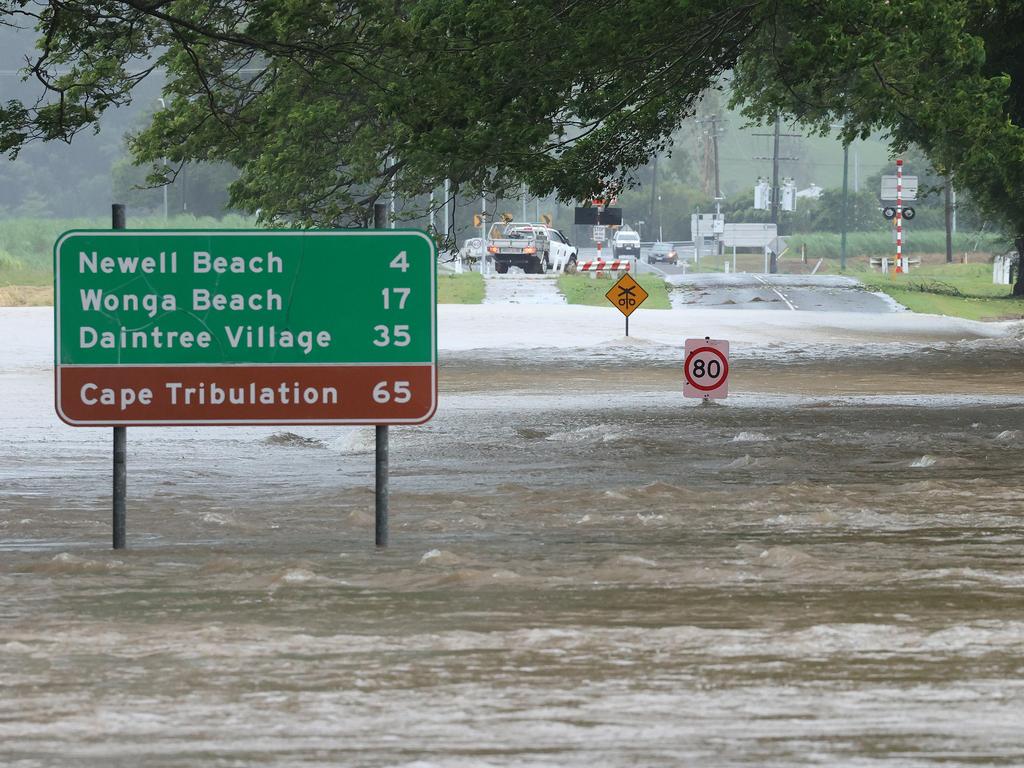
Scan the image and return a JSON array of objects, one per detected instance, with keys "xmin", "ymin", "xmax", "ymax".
[{"xmin": 881, "ymin": 161, "xmax": 917, "ymax": 274}]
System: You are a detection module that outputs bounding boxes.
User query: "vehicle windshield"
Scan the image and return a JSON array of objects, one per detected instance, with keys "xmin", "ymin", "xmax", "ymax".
[{"xmin": 616, "ymin": 232, "xmax": 640, "ymax": 242}]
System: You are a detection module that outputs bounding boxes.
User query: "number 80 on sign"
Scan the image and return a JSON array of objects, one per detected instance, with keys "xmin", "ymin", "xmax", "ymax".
[{"xmin": 683, "ymin": 337, "xmax": 730, "ymax": 399}]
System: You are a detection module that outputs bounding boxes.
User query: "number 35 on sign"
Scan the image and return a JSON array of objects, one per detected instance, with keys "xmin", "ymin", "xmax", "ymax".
[{"xmin": 684, "ymin": 337, "xmax": 729, "ymax": 400}]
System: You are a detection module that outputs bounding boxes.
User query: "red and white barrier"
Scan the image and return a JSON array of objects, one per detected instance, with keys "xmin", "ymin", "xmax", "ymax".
[{"xmin": 577, "ymin": 259, "xmax": 632, "ymax": 272}]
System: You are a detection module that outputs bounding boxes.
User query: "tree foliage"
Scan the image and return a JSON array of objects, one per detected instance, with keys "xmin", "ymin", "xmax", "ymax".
[
  {"xmin": 730, "ymin": 0, "xmax": 1024, "ymax": 285},
  {"xmin": 0, "ymin": 0, "xmax": 757, "ymax": 228},
  {"xmin": 1, "ymin": 0, "xmax": 1022, "ymax": 279}
]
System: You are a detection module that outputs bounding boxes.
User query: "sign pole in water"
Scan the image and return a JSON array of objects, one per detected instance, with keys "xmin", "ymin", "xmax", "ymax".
[
  {"xmin": 112, "ymin": 203, "xmax": 127, "ymax": 550},
  {"xmin": 373, "ymin": 202, "xmax": 389, "ymax": 549}
]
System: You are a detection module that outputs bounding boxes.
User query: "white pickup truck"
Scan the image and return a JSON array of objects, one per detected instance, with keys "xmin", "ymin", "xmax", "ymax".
[
  {"xmin": 486, "ymin": 222, "xmax": 578, "ymax": 274},
  {"xmin": 611, "ymin": 229, "xmax": 641, "ymax": 259}
]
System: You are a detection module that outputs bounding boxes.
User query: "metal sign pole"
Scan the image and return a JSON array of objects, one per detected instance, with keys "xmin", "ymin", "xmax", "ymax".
[
  {"xmin": 373, "ymin": 202, "xmax": 389, "ymax": 548},
  {"xmin": 111, "ymin": 203, "xmax": 127, "ymax": 549}
]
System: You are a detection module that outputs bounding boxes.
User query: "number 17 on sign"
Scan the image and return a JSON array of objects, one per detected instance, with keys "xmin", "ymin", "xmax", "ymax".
[{"xmin": 684, "ymin": 337, "xmax": 730, "ymax": 400}]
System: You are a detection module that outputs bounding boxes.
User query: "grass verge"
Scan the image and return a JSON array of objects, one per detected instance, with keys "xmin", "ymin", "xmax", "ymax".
[
  {"xmin": 437, "ymin": 272, "xmax": 484, "ymax": 304},
  {"xmin": 787, "ymin": 230, "xmax": 1009, "ymax": 260},
  {"xmin": 558, "ymin": 273, "xmax": 671, "ymax": 309},
  {"xmin": 856, "ymin": 262, "xmax": 1024, "ymax": 321}
]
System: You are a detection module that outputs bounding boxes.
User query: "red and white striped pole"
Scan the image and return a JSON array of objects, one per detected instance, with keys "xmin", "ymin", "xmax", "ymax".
[{"xmin": 895, "ymin": 158, "xmax": 904, "ymax": 274}]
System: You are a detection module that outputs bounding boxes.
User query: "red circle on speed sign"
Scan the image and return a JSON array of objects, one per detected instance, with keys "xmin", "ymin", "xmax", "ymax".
[{"xmin": 684, "ymin": 346, "xmax": 729, "ymax": 391}]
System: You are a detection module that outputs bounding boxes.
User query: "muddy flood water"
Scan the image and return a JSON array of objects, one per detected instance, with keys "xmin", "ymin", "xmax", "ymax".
[{"xmin": 4, "ymin": 318, "xmax": 1024, "ymax": 766}]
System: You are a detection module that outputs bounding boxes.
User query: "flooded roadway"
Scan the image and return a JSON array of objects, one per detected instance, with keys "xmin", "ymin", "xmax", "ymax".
[
  {"xmin": 640, "ymin": 271, "xmax": 900, "ymax": 313},
  {"xmin": 3, "ymin": 306, "xmax": 1024, "ymax": 766}
]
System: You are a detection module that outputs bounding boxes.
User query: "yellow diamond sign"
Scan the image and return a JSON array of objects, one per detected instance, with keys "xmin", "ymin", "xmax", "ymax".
[{"xmin": 605, "ymin": 273, "xmax": 648, "ymax": 317}]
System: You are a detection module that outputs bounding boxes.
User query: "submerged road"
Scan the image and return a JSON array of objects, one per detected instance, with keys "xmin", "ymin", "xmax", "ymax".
[
  {"xmin": 638, "ymin": 267, "xmax": 900, "ymax": 313},
  {"xmin": 481, "ymin": 273, "xmax": 566, "ymax": 305}
]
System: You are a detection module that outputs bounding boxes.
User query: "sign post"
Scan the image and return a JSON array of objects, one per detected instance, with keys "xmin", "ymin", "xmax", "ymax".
[
  {"xmin": 111, "ymin": 204, "xmax": 127, "ymax": 550},
  {"xmin": 55, "ymin": 225, "xmax": 437, "ymax": 547},
  {"xmin": 373, "ymin": 203, "xmax": 389, "ymax": 548},
  {"xmin": 684, "ymin": 337, "xmax": 730, "ymax": 400},
  {"xmin": 605, "ymin": 273, "xmax": 648, "ymax": 336}
]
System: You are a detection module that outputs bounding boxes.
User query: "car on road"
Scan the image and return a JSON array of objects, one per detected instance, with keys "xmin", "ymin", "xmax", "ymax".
[
  {"xmin": 646, "ymin": 241, "xmax": 678, "ymax": 265},
  {"xmin": 487, "ymin": 223, "xmax": 578, "ymax": 274},
  {"xmin": 611, "ymin": 229, "xmax": 641, "ymax": 259}
]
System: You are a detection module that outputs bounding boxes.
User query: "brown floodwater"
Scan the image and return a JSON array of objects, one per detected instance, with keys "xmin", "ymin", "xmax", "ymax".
[{"xmin": 3, "ymin": 337, "xmax": 1024, "ymax": 766}]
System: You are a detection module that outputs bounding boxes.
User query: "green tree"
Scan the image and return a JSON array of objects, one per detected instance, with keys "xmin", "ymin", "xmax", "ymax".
[
  {"xmin": 0, "ymin": 0, "xmax": 757, "ymax": 233},
  {"xmin": 2, "ymin": 0, "xmax": 1022, "ymax": 282},
  {"xmin": 731, "ymin": 0, "xmax": 1024, "ymax": 291}
]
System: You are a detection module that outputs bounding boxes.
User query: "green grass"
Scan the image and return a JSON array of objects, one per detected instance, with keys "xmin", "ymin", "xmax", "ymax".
[
  {"xmin": 437, "ymin": 272, "xmax": 484, "ymax": 304},
  {"xmin": 557, "ymin": 273, "xmax": 672, "ymax": 309},
  {"xmin": 856, "ymin": 262, "xmax": 1024, "ymax": 321},
  {"xmin": 786, "ymin": 230, "xmax": 1009, "ymax": 260},
  {"xmin": 0, "ymin": 213, "xmax": 255, "ymax": 286}
]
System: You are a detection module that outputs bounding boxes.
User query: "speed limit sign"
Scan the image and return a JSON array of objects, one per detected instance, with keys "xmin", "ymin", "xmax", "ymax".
[{"xmin": 684, "ymin": 337, "xmax": 729, "ymax": 399}]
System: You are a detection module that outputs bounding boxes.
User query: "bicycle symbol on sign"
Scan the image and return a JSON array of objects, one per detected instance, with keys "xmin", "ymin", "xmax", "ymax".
[{"xmin": 617, "ymin": 286, "xmax": 637, "ymax": 308}]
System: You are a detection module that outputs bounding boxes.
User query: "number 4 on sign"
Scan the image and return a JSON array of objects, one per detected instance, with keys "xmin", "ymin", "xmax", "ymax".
[
  {"xmin": 683, "ymin": 337, "xmax": 730, "ymax": 400},
  {"xmin": 390, "ymin": 251, "xmax": 409, "ymax": 272}
]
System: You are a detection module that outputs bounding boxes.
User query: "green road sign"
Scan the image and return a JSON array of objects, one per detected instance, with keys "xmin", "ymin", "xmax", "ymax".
[{"xmin": 55, "ymin": 229, "xmax": 436, "ymax": 426}]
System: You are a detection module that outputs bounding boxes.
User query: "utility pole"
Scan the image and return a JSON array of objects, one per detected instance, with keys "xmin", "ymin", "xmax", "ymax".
[
  {"xmin": 649, "ymin": 154, "xmax": 659, "ymax": 241},
  {"xmin": 945, "ymin": 176, "xmax": 954, "ymax": 263},
  {"xmin": 754, "ymin": 116, "xmax": 799, "ymax": 274},
  {"xmin": 710, "ymin": 116, "xmax": 722, "ymax": 258},
  {"xmin": 770, "ymin": 114, "xmax": 781, "ymax": 273},
  {"xmin": 443, "ymin": 178, "xmax": 451, "ymax": 240},
  {"xmin": 840, "ymin": 143, "xmax": 849, "ymax": 272},
  {"xmin": 711, "ymin": 119, "xmax": 721, "ymax": 201},
  {"xmin": 951, "ymin": 184, "xmax": 957, "ymax": 232}
]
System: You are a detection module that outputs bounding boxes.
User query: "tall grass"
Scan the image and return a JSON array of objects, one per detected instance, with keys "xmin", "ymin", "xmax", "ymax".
[
  {"xmin": 787, "ymin": 230, "xmax": 1009, "ymax": 260},
  {"xmin": 0, "ymin": 248, "xmax": 22, "ymax": 271},
  {"xmin": 0, "ymin": 214, "xmax": 256, "ymax": 283}
]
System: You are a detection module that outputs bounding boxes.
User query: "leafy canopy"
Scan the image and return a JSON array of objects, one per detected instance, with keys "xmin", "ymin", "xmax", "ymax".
[
  {"xmin": 0, "ymin": 0, "xmax": 756, "ymax": 226},
  {"xmin": 2, "ymin": 0, "xmax": 1022, "ymax": 255},
  {"xmin": 731, "ymin": 0, "xmax": 1024, "ymax": 243}
]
